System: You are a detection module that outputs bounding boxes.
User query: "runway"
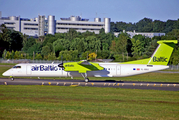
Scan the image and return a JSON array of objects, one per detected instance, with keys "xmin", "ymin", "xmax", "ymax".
[{"xmin": 0, "ymin": 78, "xmax": 179, "ymax": 91}]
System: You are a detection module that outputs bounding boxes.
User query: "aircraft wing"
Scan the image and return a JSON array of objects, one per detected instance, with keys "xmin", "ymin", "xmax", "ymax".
[{"xmin": 63, "ymin": 60, "xmax": 104, "ymax": 73}]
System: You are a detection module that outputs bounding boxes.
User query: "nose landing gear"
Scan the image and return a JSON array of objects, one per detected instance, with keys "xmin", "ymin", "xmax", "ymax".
[
  {"xmin": 85, "ymin": 78, "xmax": 89, "ymax": 83},
  {"xmin": 81, "ymin": 73, "xmax": 89, "ymax": 83},
  {"xmin": 10, "ymin": 77, "xmax": 14, "ymax": 81}
]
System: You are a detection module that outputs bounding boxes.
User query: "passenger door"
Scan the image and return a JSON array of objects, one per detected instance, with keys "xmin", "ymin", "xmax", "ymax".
[{"xmin": 26, "ymin": 65, "xmax": 32, "ymax": 75}]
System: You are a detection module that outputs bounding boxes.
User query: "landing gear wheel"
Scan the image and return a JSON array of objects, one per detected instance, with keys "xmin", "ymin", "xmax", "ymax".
[
  {"xmin": 11, "ymin": 77, "xmax": 14, "ymax": 81},
  {"xmin": 85, "ymin": 78, "xmax": 89, "ymax": 83},
  {"xmin": 81, "ymin": 73, "xmax": 89, "ymax": 83}
]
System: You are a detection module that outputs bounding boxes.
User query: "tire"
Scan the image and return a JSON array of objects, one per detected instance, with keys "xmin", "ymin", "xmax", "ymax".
[
  {"xmin": 11, "ymin": 77, "xmax": 14, "ymax": 81},
  {"xmin": 85, "ymin": 78, "xmax": 89, "ymax": 83}
]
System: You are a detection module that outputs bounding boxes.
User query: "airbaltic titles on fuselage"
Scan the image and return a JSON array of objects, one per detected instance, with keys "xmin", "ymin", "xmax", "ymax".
[{"xmin": 31, "ymin": 65, "xmax": 59, "ymax": 71}]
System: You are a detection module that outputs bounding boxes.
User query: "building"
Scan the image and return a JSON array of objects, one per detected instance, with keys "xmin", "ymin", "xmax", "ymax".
[
  {"xmin": 0, "ymin": 11, "xmax": 110, "ymax": 36},
  {"xmin": 114, "ymin": 30, "xmax": 165, "ymax": 38}
]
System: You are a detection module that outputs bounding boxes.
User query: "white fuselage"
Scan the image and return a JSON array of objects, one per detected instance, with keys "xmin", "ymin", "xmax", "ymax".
[{"xmin": 2, "ymin": 63, "xmax": 169, "ymax": 78}]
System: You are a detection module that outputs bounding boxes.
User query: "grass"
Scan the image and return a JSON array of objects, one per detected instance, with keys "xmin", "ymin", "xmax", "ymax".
[
  {"xmin": 0, "ymin": 85, "xmax": 179, "ymax": 119},
  {"xmin": 0, "ymin": 63, "xmax": 179, "ymax": 119},
  {"xmin": 0, "ymin": 66, "xmax": 13, "ymax": 78}
]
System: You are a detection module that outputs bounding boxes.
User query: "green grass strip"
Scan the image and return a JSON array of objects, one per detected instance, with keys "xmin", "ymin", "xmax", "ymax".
[{"xmin": 0, "ymin": 85, "xmax": 179, "ymax": 119}]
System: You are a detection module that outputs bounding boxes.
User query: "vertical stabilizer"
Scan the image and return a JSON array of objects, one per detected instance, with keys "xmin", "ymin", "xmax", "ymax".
[{"xmin": 148, "ymin": 40, "xmax": 178, "ymax": 65}]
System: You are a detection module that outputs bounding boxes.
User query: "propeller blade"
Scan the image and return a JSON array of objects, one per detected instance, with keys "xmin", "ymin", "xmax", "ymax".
[
  {"xmin": 58, "ymin": 55, "xmax": 64, "ymax": 68},
  {"xmin": 58, "ymin": 63, "xmax": 64, "ymax": 68},
  {"xmin": 61, "ymin": 55, "xmax": 63, "ymax": 64}
]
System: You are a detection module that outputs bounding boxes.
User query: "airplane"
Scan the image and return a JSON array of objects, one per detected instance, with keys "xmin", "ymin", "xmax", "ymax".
[{"xmin": 2, "ymin": 40, "xmax": 178, "ymax": 82}]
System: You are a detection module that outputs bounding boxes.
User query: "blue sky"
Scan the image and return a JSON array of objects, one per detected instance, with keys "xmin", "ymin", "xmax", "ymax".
[{"xmin": 0, "ymin": 0, "xmax": 179, "ymax": 23}]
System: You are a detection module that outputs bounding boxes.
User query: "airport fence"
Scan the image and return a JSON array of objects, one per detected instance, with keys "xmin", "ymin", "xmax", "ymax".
[
  {"xmin": 168, "ymin": 65, "xmax": 179, "ymax": 70},
  {"xmin": 0, "ymin": 59, "xmax": 71, "ymax": 64}
]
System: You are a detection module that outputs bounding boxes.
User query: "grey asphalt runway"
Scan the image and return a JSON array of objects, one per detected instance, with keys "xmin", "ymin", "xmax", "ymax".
[{"xmin": 0, "ymin": 78, "xmax": 179, "ymax": 91}]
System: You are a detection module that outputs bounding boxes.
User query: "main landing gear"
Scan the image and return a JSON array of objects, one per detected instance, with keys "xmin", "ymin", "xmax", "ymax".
[{"xmin": 81, "ymin": 73, "xmax": 89, "ymax": 83}]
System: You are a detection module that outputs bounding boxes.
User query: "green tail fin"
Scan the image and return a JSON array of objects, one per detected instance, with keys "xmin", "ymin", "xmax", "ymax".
[
  {"xmin": 121, "ymin": 40, "xmax": 178, "ymax": 65},
  {"xmin": 148, "ymin": 40, "xmax": 178, "ymax": 65}
]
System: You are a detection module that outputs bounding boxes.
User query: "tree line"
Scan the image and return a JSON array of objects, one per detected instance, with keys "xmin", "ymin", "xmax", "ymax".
[
  {"xmin": 0, "ymin": 19, "xmax": 179, "ymax": 65},
  {"xmin": 111, "ymin": 18, "xmax": 179, "ymax": 33}
]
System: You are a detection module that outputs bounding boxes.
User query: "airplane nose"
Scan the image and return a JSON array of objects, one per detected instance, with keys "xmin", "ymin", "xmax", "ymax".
[{"xmin": 2, "ymin": 71, "xmax": 10, "ymax": 76}]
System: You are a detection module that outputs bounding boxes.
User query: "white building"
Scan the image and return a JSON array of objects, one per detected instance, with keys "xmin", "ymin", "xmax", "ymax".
[
  {"xmin": 114, "ymin": 30, "xmax": 165, "ymax": 38},
  {"xmin": 0, "ymin": 11, "xmax": 110, "ymax": 36}
]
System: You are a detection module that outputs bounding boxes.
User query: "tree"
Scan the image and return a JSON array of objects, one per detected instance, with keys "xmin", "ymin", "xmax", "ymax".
[
  {"xmin": 0, "ymin": 24, "xmax": 24, "ymax": 56},
  {"xmin": 81, "ymin": 51, "xmax": 90, "ymax": 60},
  {"xmin": 110, "ymin": 40, "xmax": 116, "ymax": 52},
  {"xmin": 97, "ymin": 50, "xmax": 110, "ymax": 59},
  {"xmin": 14, "ymin": 51, "xmax": 20, "ymax": 59},
  {"xmin": 99, "ymin": 28, "xmax": 105, "ymax": 34},
  {"xmin": 163, "ymin": 20, "xmax": 176, "ymax": 33},
  {"xmin": 136, "ymin": 18, "xmax": 153, "ymax": 32},
  {"xmin": 42, "ymin": 34, "xmax": 56, "ymax": 46},
  {"xmin": 65, "ymin": 28, "xmax": 78, "ymax": 41},
  {"xmin": 10, "ymin": 50, "xmax": 15, "ymax": 59},
  {"xmin": 112, "ymin": 33, "xmax": 129, "ymax": 61},
  {"xmin": 6, "ymin": 51, "xmax": 11, "ymax": 59},
  {"xmin": 147, "ymin": 39, "xmax": 158, "ymax": 57},
  {"xmin": 10, "ymin": 31, "xmax": 23, "ymax": 51},
  {"xmin": 170, "ymin": 46, "xmax": 179, "ymax": 65},
  {"xmin": 23, "ymin": 37, "xmax": 36, "ymax": 52},
  {"xmin": 132, "ymin": 35, "xmax": 151, "ymax": 56},
  {"xmin": 47, "ymin": 53, "xmax": 56, "ymax": 61},
  {"xmin": 27, "ymin": 43, "xmax": 42, "ymax": 56},
  {"xmin": 2, "ymin": 49, "xmax": 7, "ymax": 59},
  {"xmin": 115, "ymin": 21, "xmax": 129, "ymax": 32},
  {"xmin": 0, "ymin": 24, "xmax": 11, "ymax": 51},
  {"xmin": 167, "ymin": 29, "xmax": 179, "ymax": 40},
  {"xmin": 35, "ymin": 53, "xmax": 42, "ymax": 60},
  {"xmin": 153, "ymin": 20, "xmax": 165, "ymax": 32},
  {"xmin": 59, "ymin": 50, "xmax": 73, "ymax": 61},
  {"xmin": 53, "ymin": 38, "xmax": 70, "ymax": 54},
  {"xmin": 71, "ymin": 50, "xmax": 79, "ymax": 61},
  {"xmin": 111, "ymin": 17, "xmax": 179, "ymax": 34},
  {"xmin": 88, "ymin": 52, "xmax": 97, "ymax": 61},
  {"xmin": 85, "ymin": 36, "xmax": 101, "ymax": 51},
  {"xmin": 70, "ymin": 38, "xmax": 78, "ymax": 51},
  {"xmin": 41, "ymin": 46, "xmax": 52, "ymax": 59},
  {"xmin": 81, "ymin": 31, "xmax": 96, "ymax": 38},
  {"xmin": 131, "ymin": 38, "xmax": 143, "ymax": 58},
  {"xmin": 38, "ymin": 36, "xmax": 45, "ymax": 42},
  {"xmin": 110, "ymin": 22, "xmax": 118, "ymax": 32},
  {"xmin": 76, "ymin": 40, "xmax": 85, "ymax": 53},
  {"xmin": 98, "ymin": 32, "xmax": 114, "ymax": 51}
]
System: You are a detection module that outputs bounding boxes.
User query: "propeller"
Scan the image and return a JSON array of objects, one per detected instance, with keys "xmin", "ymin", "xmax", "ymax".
[{"xmin": 58, "ymin": 55, "xmax": 64, "ymax": 68}]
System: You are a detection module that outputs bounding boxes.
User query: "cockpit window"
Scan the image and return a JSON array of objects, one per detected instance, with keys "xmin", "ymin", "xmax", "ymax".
[{"xmin": 13, "ymin": 66, "xmax": 21, "ymax": 68}]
